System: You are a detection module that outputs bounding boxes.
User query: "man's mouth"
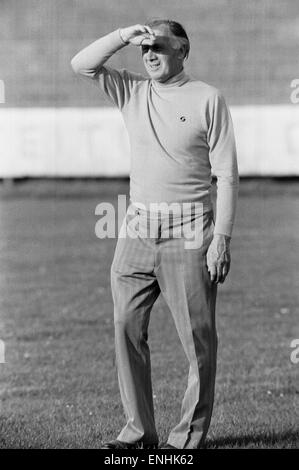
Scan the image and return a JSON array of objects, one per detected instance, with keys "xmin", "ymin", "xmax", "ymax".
[{"xmin": 148, "ymin": 62, "xmax": 160, "ymax": 70}]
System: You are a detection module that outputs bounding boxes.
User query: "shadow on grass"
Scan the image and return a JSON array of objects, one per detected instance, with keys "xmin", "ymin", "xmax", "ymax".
[{"xmin": 207, "ymin": 429, "xmax": 299, "ymax": 448}]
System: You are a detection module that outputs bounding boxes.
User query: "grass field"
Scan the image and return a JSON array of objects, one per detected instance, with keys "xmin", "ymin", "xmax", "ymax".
[{"xmin": 0, "ymin": 179, "xmax": 298, "ymax": 449}]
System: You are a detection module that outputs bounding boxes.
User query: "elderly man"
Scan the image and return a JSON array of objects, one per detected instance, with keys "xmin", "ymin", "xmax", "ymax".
[{"xmin": 71, "ymin": 19, "xmax": 239, "ymax": 450}]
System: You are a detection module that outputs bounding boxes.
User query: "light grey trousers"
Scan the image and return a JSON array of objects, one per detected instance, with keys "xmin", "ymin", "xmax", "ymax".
[{"xmin": 110, "ymin": 203, "xmax": 218, "ymax": 449}]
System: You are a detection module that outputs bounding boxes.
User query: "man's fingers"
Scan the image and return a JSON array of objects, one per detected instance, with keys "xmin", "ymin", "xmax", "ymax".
[
  {"xmin": 218, "ymin": 266, "xmax": 225, "ymax": 284},
  {"xmin": 138, "ymin": 24, "xmax": 148, "ymax": 33},
  {"xmin": 218, "ymin": 262, "xmax": 230, "ymax": 284},
  {"xmin": 211, "ymin": 262, "xmax": 224, "ymax": 284},
  {"xmin": 206, "ymin": 237, "xmax": 231, "ymax": 284},
  {"xmin": 222, "ymin": 263, "xmax": 230, "ymax": 280},
  {"xmin": 138, "ymin": 25, "xmax": 155, "ymax": 39},
  {"xmin": 208, "ymin": 263, "xmax": 217, "ymax": 283},
  {"xmin": 215, "ymin": 263, "xmax": 223, "ymax": 284},
  {"xmin": 144, "ymin": 25, "xmax": 156, "ymax": 37},
  {"xmin": 140, "ymin": 37, "xmax": 156, "ymax": 46}
]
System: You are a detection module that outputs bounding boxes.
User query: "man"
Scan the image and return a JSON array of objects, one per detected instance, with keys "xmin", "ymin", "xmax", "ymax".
[{"xmin": 71, "ymin": 20, "xmax": 239, "ymax": 449}]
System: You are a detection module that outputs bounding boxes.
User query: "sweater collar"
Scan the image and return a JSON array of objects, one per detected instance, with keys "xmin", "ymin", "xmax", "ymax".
[{"xmin": 151, "ymin": 69, "xmax": 189, "ymax": 89}]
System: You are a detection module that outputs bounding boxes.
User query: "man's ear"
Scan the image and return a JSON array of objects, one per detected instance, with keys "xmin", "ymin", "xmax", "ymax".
[{"xmin": 177, "ymin": 43, "xmax": 187, "ymax": 60}]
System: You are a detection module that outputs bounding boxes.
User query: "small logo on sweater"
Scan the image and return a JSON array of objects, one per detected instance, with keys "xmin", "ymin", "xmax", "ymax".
[{"xmin": 180, "ymin": 116, "xmax": 186, "ymax": 122}]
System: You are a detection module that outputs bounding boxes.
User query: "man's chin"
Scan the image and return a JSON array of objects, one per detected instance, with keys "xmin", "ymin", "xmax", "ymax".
[
  {"xmin": 148, "ymin": 71, "xmax": 170, "ymax": 83},
  {"xmin": 148, "ymin": 70, "xmax": 161, "ymax": 79},
  {"xmin": 146, "ymin": 66, "xmax": 165, "ymax": 80}
]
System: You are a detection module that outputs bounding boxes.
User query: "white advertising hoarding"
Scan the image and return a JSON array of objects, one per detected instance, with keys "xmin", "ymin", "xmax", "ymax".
[{"xmin": 0, "ymin": 106, "xmax": 298, "ymax": 177}]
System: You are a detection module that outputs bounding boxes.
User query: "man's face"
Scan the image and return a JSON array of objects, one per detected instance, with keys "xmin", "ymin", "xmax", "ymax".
[{"xmin": 141, "ymin": 25, "xmax": 185, "ymax": 83}]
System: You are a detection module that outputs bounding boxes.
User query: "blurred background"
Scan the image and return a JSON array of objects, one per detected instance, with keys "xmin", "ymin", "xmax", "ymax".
[
  {"xmin": 0, "ymin": 0, "xmax": 299, "ymax": 176},
  {"xmin": 0, "ymin": 0, "xmax": 298, "ymax": 449}
]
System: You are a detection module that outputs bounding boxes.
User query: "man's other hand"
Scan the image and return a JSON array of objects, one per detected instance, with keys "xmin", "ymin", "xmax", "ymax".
[
  {"xmin": 206, "ymin": 234, "xmax": 231, "ymax": 284},
  {"xmin": 119, "ymin": 24, "xmax": 156, "ymax": 46}
]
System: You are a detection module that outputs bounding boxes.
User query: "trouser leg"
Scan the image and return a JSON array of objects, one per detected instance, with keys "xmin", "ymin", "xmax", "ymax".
[
  {"xmin": 111, "ymin": 227, "xmax": 160, "ymax": 445},
  {"xmin": 155, "ymin": 211, "xmax": 218, "ymax": 449}
]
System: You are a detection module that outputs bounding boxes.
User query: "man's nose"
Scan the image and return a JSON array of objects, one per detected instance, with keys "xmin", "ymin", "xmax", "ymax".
[{"xmin": 146, "ymin": 49, "xmax": 156, "ymax": 60}]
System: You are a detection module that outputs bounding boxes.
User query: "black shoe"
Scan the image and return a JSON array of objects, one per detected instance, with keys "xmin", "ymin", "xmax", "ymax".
[
  {"xmin": 101, "ymin": 439, "xmax": 158, "ymax": 449},
  {"xmin": 101, "ymin": 439, "xmax": 136, "ymax": 449},
  {"xmin": 141, "ymin": 443, "xmax": 159, "ymax": 449}
]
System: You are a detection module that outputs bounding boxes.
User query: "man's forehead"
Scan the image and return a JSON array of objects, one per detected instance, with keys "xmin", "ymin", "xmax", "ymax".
[
  {"xmin": 149, "ymin": 25, "xmax": 180, "ymax": 49},
  {"xmin": 151, "ymin": 24, "xmax": 172, "ymax": 37}
]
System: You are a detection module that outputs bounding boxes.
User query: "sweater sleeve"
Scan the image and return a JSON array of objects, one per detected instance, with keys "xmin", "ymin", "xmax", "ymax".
[
  {"xmin": 207, "ymin": 91, "xmax": 239, "ymax": 237},
  {"xmin": 92, "ymin": 66, "xmax": 145, "ymax": 109},
  {"xmin": 71, "ymin": 29, "xmax": 145, "ymax": 109}
]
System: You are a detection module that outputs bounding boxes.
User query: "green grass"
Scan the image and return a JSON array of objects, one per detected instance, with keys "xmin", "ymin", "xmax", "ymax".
[{"xmin": 0, "ymin": 179, "xmax": 298, "ymax": 448}]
